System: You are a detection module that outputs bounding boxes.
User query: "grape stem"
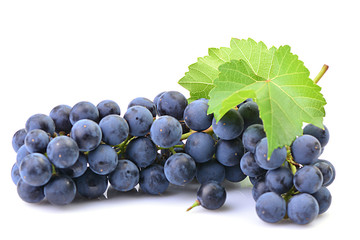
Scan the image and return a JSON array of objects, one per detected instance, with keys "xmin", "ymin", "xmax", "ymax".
[
  {"xmin": 186, "ymin": 200, "xmax": 200, "ymax": 211},
  {"xmin": 180, "ymin": 126, "xmax": 214, "ymax": 140},
  {"xmin": 285, "ymin": 146, "xmax": 301, "ymax": 175},
  {"xmin": 313, "ymin": 64, "xmax": 329, "ymax": 84}
]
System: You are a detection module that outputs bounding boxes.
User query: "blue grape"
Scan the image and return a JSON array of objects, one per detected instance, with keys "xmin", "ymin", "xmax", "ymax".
[
  {"xmin": 238, "ymin": 101, "xmax": 262, "ymax": 129},
  {"xmin": 157, "ymin": 91, "xmax": 188, "ymax": 120},
  {"xmin": 287, "ymin": 193, "xmax": 319, "ymax": 224},
  {"xmin": 196, "ymin": 159, "xmax": 225, "ymax": 184},
  {"xmin": 24, "ymin": 129, "xmax": 50, "ymax": 153},
  {"xmin": 215, "ymin": 137, "xmax": 244, "ymax": 167},
  {"xmin": 291, "ymin": 135, "xmax": 321, "ymax": 165},
  {"xmin": 224, "ymin": 164, "xmax": 247, "ymax": 183},
  {"xmin": 185, "ymin": 132, "xmax": 215, "ymax": 163},
  {"xmin": 255, "ymin": 192, "xmax": 286, "ymax": 223},
  {"xmin": 109, "ymin": 159, "xmax": 139, "ymax": 192},
  {"xmin": 46, "ymin": 136, "xmax": 79, "ymax": 168},
  {"xmin": 242, "ymin": 124, "xmax": 266, "ymax": 153},
  {"xmin": 75, "ymin": 168, "xmax": 108, "ymax": 199},
  {"xmin": 313, "ymin": 159, "xmax": 335, "ymax": 186},
  {"xmin": 128, "ymin": 97, "xmax": 156, "ymax": 117},
  {"xmin": 59, "ymin": 153, "xmax": 88, "ymax": 178},
  {"xmin": 88, "ymin": 144, "xmax": 118, "ymax": 175},
  {"xmin": 312, "ymin": 187, "xmax": 332, "ymax": 214},
  {"xmin": 153, "ymin": 91, "xmax": 165, "ymax": 115},
  {"xmin": 164, "ymin": 153, "xmax": 196, "ymax": 186},
  {"xmin": 49, "ymin": 105, "xmax": 72, "ymax": 133},
  {"xmin": 69, "ymin": 101, "xmax": 99, "ymax": 125},
  {"xmin": 150, "ymin": 116, "xmax": 182, "ymax": 148},
  {"xmin": 16, "ymin": 145, "xmax": 30, "ymax": 166},
  {"xmin": 212, "ymin": 109, "xmax": 244, "ymax": 140},
  {"xmin": 252, "ymin": 180, "xmax": 270, "ymax": 201},
  {"xmin": 240, "ymin": 151, "xmax": 266, "ymax": 177},
  {"xmin": 303, "ymin": 123, "xmax": 329, "ymax": 148},
  {"xmin": 99, "ymin": 114, "xmax": 129, "ymax": 146},
  {"xmin": 124, "ymin": 106, "xmax": 153, "ymax": 137},
  {"xmin": 183, "ymin": 99, "xmax": 213, "ymax": 131},
  {"xmin": 254, "ymin": 138, "xmax": 287, "ymax": 170},
  {"xmin": 20, "ymin": 153, "xmax": 52, "ymax": 186},
  {"xmin": 70, "ymin": 119, "xmax": 102, "ymax": 152},
  {"xmin": 12, "ymin": 128, "xmax": 27, "ymax": 152},
  {"xmin": 294, "ymin": 165, "xmax": 323, "ymax": 194},
  {"xmin": 196, "ymin": 181, "xmax": 226, "ymax": 210},
  {"xmin": 265, "ymin": 166, "xmax": 293, "ymax": 194},
  {"xmin": 139, "ymin": 164, "xmax": 169, "ymax": 195},
  {"xmin": 17, "ymin": 179, "xmax": 45, "ymax": 203},
  {"xmin": 97, "ymin": 100, "xmax": 121, "ymax": 119},
  {"xmin": 44, "ymin": 175, "xmax": 76, "ymax": 205},
  {"xmin": 11, "ymin": 163, "xmax": 20, "ymax": 185},
  {"xmin": 125, "ymin": 137, "xmax": 157, "ymax": 168},
  {"xmin": 25, "ymin": 113, "xmax": 56, "ymax": 135}
]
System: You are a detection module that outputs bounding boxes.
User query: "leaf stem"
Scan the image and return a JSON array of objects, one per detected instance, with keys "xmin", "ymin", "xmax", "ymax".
[{"xmin": 313, "ymin": 64, "xmax": 329, "ymax": 84}]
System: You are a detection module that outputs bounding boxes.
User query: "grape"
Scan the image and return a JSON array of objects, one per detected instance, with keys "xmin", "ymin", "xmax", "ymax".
[
  {"xmin": 237, "ymin": 101, "xmax": 262, "ymax": 129},
  {"xmin": 24, "ymin": 129, "xmax": 50, "ymax": 153},
  {"xmin": 240, "ymin": 151, "xmax": 266, "ymax": 177},
  {"xmin": 312, "ymin": 187, "xmax": 332, "ymax": 214},
  {"xmin": 254, "ymin": 138, "xmax": 287, "ymax": 170},
  {"xmin": 25, "ymin": 113, "xmax": 56, "ymax": 135},
  {"xmin": 293, "ymin": 165, "xmax": 323, "ymax": 194},
  {"xmin": 196, "ymin": 181, "xmax": 226, "ymax": 210},
  {"xmin": 17, "ymin": 179, "xmax": 45, "ymax": 203},
  {"xmin": 157, "ymin": 91, "xmax": 188, "ymax": 120},
  {"xmin": 99, "ymin": 114, "xmax": 129, "ymax": 146},
  {"xmin": 255, "ymin": 192, "xmax": 286, "ymax": 223},
  {"xmin": 212, "ymin": 109, "xmax": 244, "ymax": 140},
  {"xmin": 75, "ymin": 168, "xmax": 108, "ymax": 199},
  {"xmin": 88, "ymin": 144, "xmax": 118, "ymax": 175},
  {"xmin": 184, "ymin": 132, "xmax": 215, "ymax": 163},
  {"xmin": 49, "ymin": 105, "xmax": 72, "ymax": 133},
  {"xmin": 128, "ymin": 97, "xmax": 156, "ymax": 117},
  {"xmin": 252, "ymin": 180, "xmax": 269, "ymax": 201},
  {"xmin": 16, "ymin": 145, "xmax": 30, "ymax": 166},
  {"xmin": 287, "ymin": 193, "xmax": 319, "ymax": 224},
  {"xmin": 46, "ymin": 136, "xmax": 79, "ymax": 168},
  {"xmin": 183, "ymin": 99, "xmax": 213, "ymax": 131},
  {"xmin": 126, "ymin": 137, "xmax": 157, "ymax": 168},
  {"xmin": 11, "ymin": 163, "xmax": 20, "ymax": 185},
  {"xmin": 215, "ymin": 137, "xmax": 244, "ymax": 167},
  {"xmin": 291, "ymin": 135, "xmax": 321, "ymax": 165},
  {"xmin": 124, "ymin": 106, "xmax": 153, "ymax": 137},
  {"xmin": 139, "ymin": 164, "xmax": 169, "ymax": 195},
  {"xmin": 44, "ymin": 175, "xmax": 77, "ymax": 205},
  {"xmin": 12, "ymin": 128, "xmax": 27, "ymax": 152},
  {"xmin": 109, "ymin": 159, "xmax": 139, "ymax": 192},
  {"xmin": 196, "ymin": 159, "xmax": 225, "ymax": 184},
  {"xmin": 224, "ymin": 164, "xmax": 247, "ymax": 183},
  {"xmin": 242, "ymin": 124, "xmax": 266, "ymax": 153},
  {"xmin": 70, "ymin": 119, "xmax": 102, "ymax": 152},
  {"xmin": 19, "ymin": 153, "xmax": 52, "ymax": 187},
  {"xmin": 303, "ymin": 123, "xmax": 330, "ymax": 148},
  {"xmin": 150, "ymin": 116, "xmax": 182, "ymax": 148},
  {"xmin": 313, "ymin": 159, "xmax": 335, "ymax": 186},
  {"xmin": 59, "ymin": 153, "xmax": 87, "ymax": 178},
  {"xmin": 265, "ymin": 166, "xmax": 293, "ymax": 194},
  {"xmin": 97, "ymin": 100, "xmax": 121, "ymax": 119},
  {"xmin": 69, "ymin": 101, "xmax": 99, "ymax": 125},
  {"xmin": 164, "ymin": 153, "xmax": 196, "ymax": 186}
]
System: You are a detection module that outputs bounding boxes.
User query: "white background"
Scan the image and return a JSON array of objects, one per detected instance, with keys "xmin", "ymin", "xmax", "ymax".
[{"xmin": 0, "ymin": 0, "xmax": 358, "ymax": 239}]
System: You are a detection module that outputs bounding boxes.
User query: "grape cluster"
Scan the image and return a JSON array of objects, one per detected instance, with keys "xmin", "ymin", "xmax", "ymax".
[{"xmin": 10, "ymin": 91, "xmax": 334, "ymax": 225}]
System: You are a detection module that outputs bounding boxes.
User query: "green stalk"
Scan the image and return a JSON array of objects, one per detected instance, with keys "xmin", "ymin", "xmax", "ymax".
[{"xmin": 313, "ymin": 64, "xmax": 329, "ymax": 84}]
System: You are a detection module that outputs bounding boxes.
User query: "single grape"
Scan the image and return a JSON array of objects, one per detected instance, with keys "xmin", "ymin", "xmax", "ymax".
[
  {"xmin": 224, "ymin": 164, "xmax": 247, "ymax": 183},
  {"xmin": 153, "ymin": 91, "xmax": 165, "ymax": 115},
  {"xmin": 139, "ymin": 164, "xmax": 169, "ymax": 195},
  {"xmin": 128, "ymin": 97, "xmax": 156, "ymax": 117},
  {"xmin": 25, "ymin": 113, "xmax": 56, "ymax": 135},
  {"xmin": 11, "ymin": 163, "xmax": 20, "ymax": 185},
  {"xmin": 157, "ymin": 91, "xmax": 188, "ymax": 120},
  {"xmin": 88, "ymin": 144, "xmax": 118, "ymax": 175},
  {"xmin": 287, "ymin": 193, "xmax": 319, "ymax": 224},
  {"xmin": 237, "ymin": 101, "xmax": 262, "ymax": 129},
  {"xmin": 124, "ymin": 106, "xmax": 153, "ymax": 137},
  {"xmin": 70, "ymin": 119, "xmax": 102, "ymax": 152},
  {"xmin": 254, "ymin": 138, "xmax": 287, "ymax": 170},
  {"xmin": 24, "ymin": 129, "xmax": 50, "ymax": 153},
  {"xmin": 212, "ymin": 109, "xmax": 244, "ymax": 140},
  {"xmin": 44, "ymin": 175, "xmax": 77, "ymax": 205},
  {"xmin": 240, "ymin": 151, "xmax": 266, "ymax": 177},
  {"xmin": 303, "ymin": 123, "xmax": 330, "ymax": 148},
  {"xmin": 291, "ymin": 135, "xmax": 321, "ymax": 165},
  {"xmin": 313, "ymin": 159, "xmax": 335, "ymax": 186},
  {"xmin": 99, "ymin": 114, "xmax": 129, "ymax": 146},
  {"xmin": 252, "ymin": 180, "xmax": 270, "ymax": 201},
  {"xmin": 126, "ymin": 137, "xmax": 157, "ymax": 168},
  {"xmin": 16, "ymin": 145, "xmax": 30, "ymax": 166},
  {"xmin": 196, "ymin": 159, "xmax": 225, "ymax": 184},
  {"xmin": 109, "ymin": 159, "xmax": 139, "ymax": 192},
  {"xmin": 20, "ymin": 153, "xmax": 52, "ymax": 187},
  {"xmin": 185, "ymin": 132, "xmax": 215, "ymax": 163},
  {"xmin": 49, "ymin": 105, "xmax": 72, "ymax": 133},
  {"xmin": 17, "ymin": 179, "xmax": 45, "ymax": 203},
  {"xmin": 46, "ymin": 136, "xmax": 80, "ymax": 168},
  {"xmin": 150, "ymin": 116, "xmax": 182, "ymax": 148},
  {"xmin": 12, "ymin": 128, "xmax": 27, "ymax": 152},
  {"xmin": 188, "ymin": 181, "xmax": 226, "ymax": 211},
  {"xmin": 242, "ymin": 124, "xmax": 266, "ymax": 153},
  {"xmin": 97, "ymin": 100, "xmax": 121, "ymax": 119},
  {"xmin": 215, "ymin": 137, "xmax": 244, "ymax": 167},
  {"xmin": 183, "ymin": 99, "xmax": 213, "ymax": 131},
  {"xmin": 255, "ymin": 192, "xmax": 286, "ymax": 223},
  {"xmin": 265, "ymin": 166, "xmax": 293, "ymax": 194},
  {"xmin": 59, "ymin": 153, "xmax": 87, "ymax": 178},
  {"xmin": 75, "ymin": 168, "xmax": 108, "ymax": 199},
  {"xmin": 312, "ymin": 187, "xmax": 332, "ymax": 214},
  {"xmin": 293, "ymin": 165, "xmax": 323, "ymax": 194},
  {"xmin": 164, "ymin": 153, "xmax": 196, "ymax": 186},
  {"xmin": 69, "ymin": 101, "xmax": 99, "ymax": 124}
]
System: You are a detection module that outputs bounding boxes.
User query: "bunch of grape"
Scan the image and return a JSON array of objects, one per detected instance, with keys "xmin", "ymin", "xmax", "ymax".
[{"xmin": 10, "ymin": 90, "xmax": 334, "ymax": 225}]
